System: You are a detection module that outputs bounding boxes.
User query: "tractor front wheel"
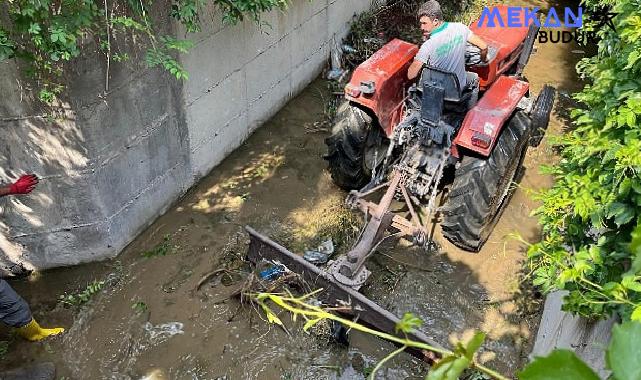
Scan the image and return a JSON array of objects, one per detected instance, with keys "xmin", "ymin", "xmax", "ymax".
[
  {"xmin": 440, "ymin": 111, "xmax": 531, "ymax": 251},
  {"xmin": 529, "ymin": 85, "xmax": 556, "ymax": 147},
  {"xmin": 325, "ymin": 103, "xmax": 380, "ymax": 190}
]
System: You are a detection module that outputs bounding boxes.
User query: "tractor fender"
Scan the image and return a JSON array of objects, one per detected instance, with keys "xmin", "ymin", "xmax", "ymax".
[
  {"xmin": 345, "ymin": 39, "xmax": 419, "ymax": 137},
  {"xmin": 454, "ymin": 76, "xmax": 529, "ymax": 157}
]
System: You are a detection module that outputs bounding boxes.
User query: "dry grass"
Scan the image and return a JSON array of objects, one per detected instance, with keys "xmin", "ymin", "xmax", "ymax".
[{"xmin": 271, "ymin": 194, "xmax": 362, "ymax": 255}]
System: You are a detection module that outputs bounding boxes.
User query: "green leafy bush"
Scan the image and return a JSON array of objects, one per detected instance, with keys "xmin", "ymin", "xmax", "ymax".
[
  {"xmin": 528, "ymin": 0, "xmax": 641, "ymax": 320},
  {"xmin": 0, "ymin": 0, "xmax": 290, "ymax": 102}
]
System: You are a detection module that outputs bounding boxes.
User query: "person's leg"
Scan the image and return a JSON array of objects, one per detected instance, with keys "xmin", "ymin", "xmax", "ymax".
[
  {"xmin": 0, "ymin": 279, "xmax": 64, "ymax": 341},
  {"xmin": 0, "ymin": 279, "xmax": 33, "ymax": 328}
]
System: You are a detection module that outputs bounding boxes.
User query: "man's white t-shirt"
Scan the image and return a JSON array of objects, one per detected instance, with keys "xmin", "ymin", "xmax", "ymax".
[{"xmin": 415, "ymin": 22, "xmax": 472, "ymax": 88}]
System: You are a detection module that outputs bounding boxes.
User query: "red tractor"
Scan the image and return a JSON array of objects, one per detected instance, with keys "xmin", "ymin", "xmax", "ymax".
[
  {"xmin": 322, "ymin": 6, "xmax": 555, "ymax": 286},
  {"xmin": 245, "ymin": 5, "xmax": 555, "ymax": 349}
]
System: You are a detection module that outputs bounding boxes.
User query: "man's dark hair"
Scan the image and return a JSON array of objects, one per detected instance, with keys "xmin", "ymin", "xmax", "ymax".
[{"xmin": 417, "ymin": 0, "xmax": 443, "ymax": 20}]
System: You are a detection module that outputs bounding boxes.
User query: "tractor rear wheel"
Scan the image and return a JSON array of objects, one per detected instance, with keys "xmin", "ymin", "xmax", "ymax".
[
  {"xmin": 325, "ymin": 102, "xmax": 381, "ymax": 190},
  {"xmin": 440, "ymin": 111, "xmax": 531, "ymax": 251}
]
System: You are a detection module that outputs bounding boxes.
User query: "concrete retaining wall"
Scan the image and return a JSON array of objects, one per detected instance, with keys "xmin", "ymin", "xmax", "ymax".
[
  {"xmin": 531, "ymin": 291, "xmax": 616, "ymax": 378},
  {"xmin": 0, "ymin": 0, "xmax": 372, "ymax": 272}
]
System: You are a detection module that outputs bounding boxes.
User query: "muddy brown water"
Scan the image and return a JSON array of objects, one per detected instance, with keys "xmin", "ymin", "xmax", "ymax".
[{"xmin": 2, "ymin": 2, "xmax": 585, "ymax": 378}]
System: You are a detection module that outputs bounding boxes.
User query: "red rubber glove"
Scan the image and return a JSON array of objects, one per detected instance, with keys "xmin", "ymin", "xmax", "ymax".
[{"xmin": 9, "ymin": 174, "xmax": 39, "ymax": 195}]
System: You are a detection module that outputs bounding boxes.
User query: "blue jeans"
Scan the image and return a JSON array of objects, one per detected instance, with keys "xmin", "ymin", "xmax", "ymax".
[{"xmin": 0, "ymin": 279, "xmax": 32, "ymax": 327}]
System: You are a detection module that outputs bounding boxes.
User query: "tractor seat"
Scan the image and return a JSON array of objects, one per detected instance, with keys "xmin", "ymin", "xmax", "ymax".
[
  {"xmin": 419, "ymin": 66, "xmax": 474, "ymax": 105},
  {"xmin": 419, "ymin": 66, "xmax": 479, "ymax": 127}
]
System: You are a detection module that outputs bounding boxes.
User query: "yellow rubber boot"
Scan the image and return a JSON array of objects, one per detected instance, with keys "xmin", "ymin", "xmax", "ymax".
[{"xmin": 16, "ymin": 319, "xmax": 64, "ymax": 342}]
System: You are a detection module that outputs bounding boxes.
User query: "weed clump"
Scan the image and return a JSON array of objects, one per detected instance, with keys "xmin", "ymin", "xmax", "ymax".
[
  {"xmin": 58, "ymin": 280, "xmax": 105, "ymax": 307},
  {"xmin": 131, "ymin": 301, "xmax": 148, "ymax": 314},
  {"xmin": 141, "ymin": 234, "xmax": 174, "ymax": 258}
]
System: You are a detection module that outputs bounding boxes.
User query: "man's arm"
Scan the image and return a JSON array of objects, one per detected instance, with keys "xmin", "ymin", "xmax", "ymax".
[
  {"xmin": 408, "ymin": 41, "xmax": 430, "ymax": 81},
  {"xmin": 467, "ymin": 32, "xmax": 488, "ymax": 62},
  {"xmin": 407, "ymin": 59, "xmax": 425, "ymax": 80},
  {"xmin": 0, "ymin": 174, "xmax": 39, "ymax": 198}
]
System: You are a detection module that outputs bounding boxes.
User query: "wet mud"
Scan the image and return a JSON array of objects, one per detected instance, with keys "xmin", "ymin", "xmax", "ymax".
[{"xmin": 1, "ymin": 0, "xmax": 585, "ymax": 377}]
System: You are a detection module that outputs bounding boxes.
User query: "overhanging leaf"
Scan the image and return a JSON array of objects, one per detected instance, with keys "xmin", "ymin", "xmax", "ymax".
[
  {"xmin": 607, "ymin": 321, "xmax": 641, "ymax": 380},
  {"xmin": 395, "ymin": 312, "xmax": 422, "ymax": 334},
  {"xmin": 621, "ymin": 275, "xmax": 641, "ymax": 292},
  {"xmin": 518, "ymin": 350, "xmax": 599, "ymax": 380},
  {"xmin": 426, "ymin": 355, "xmax": 471, "ymax": 380},
  {"xmin": 616, "ymin": 207, "xmax": 636, "ymax": 226},
  {"xmin": 464, "ymin": 331, "xmax": 486, "ymax": 361},
  {"xmin": 607, "ymin": 203, "xmax": 636, "ymax": 226},
  {"xmin": 629, "ymin": 221, "xmax": 641, "ymax": 274}
]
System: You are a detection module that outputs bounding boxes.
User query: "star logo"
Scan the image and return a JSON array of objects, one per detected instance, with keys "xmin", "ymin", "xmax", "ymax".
[{"xmin": 587, "ymin": 6, "xmax": 618, "ymax": 31}]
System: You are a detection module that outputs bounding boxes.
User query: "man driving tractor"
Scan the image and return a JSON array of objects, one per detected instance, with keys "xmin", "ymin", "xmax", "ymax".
[{"xmin": 407, "ymin": 0, "xmax": 488, "ymax": 106}]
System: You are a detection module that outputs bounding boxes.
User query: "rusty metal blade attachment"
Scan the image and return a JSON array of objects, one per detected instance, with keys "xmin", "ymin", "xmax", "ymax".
[{"xmin": 244, "ymin": 226, "xmax": 444, "ymax": 360}]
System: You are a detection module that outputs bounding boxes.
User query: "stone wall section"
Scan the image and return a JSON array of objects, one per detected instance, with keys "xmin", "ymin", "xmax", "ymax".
[{"xmin": 0, "ymin": 0, "xmax": 372, "ymax": 271}]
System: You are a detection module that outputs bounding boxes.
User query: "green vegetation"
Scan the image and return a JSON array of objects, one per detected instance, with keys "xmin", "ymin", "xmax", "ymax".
[
  {"xmin": 0, "ymin": 341, "xmax": 9, "ymax": 360},
  {"xmin": 58, "ymin": 280, "xmax": 105, "ymax": 306},
  {"xmin": 131, "ymin": 300, "xmax": 148, "ymax": 313},
  {"xmin": 257, "ymin": 291, "xmax": 641, "ymax": 379},
  {"xmin": 256, "ymin": 292, "xmax": 506, "ymax": 380},
  {"xmin": 0, "ymin": 0, "xmax": 289, "ymax": 102},
  {"xmin": 141, "ymin": 234, "xmax": 173, "ymax": 258},
  {"xmin": 528, "ymin": 0, "xmax": 641, "ymax": 320}
]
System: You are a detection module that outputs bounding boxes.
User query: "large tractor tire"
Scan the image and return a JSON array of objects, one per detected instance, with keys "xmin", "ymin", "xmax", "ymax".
[
  {"xmin": 528, "ymin": 85, "xmax": 556, "ymax": 147},
  {"xmin": 440, "ymin": 111, "xmax": 531, "ymax": 252},
  {"xmin": 325, "ymin": 102, "xmax": 379, "ymax": 190}
]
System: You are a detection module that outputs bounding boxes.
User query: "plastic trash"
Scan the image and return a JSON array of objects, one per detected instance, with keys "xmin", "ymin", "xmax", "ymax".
[
  {"xmin": 303, "ymin": 239, "xmax": 334, "ymax": 265},
  {"xmin": 362, "ymin": 37, "xmax": 384, "ymax": 44},
  {"xmin": 304, "ymin": 250, "xmax": 329, "ymax": 264},
  {"xmin": 326, "ymin": 37, "xmax": 346, "ymax": 81},
  {"xmin": 143, "ymin": 321, "xmax": 184, "ymax": 345},
  {"xmin": 317, "ymin": 239, "xmax": 334, "ymax": 255},
  {"xmin": 342, "ymin": 44, "xmax": 358, "ymax": 54},
  {"xmin": 327, "ymin": 68, "xmax": 346, "ymax": 80},
  {"xmin": 258, "ymin": 265, "xmax": 285, "ymax": 281},
  {"xmin": 331, "ymin": 320, "xmax": 349, "ymax": 345}
]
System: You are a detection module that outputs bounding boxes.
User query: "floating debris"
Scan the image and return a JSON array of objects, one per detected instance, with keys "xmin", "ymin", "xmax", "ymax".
[
  {"xmin": 342, "ymin": 44, "xmax": 358, "ymax": 54},
  {"xmin": 143, "ymin": 321, "xmax": 184, "ymax": 346},
  {"xmin": 327, "ymin": 37, "xmax": 347, "ymax": 81},
  {"xmin": 258, "ymin": 265, "xmax": 285, "ymax": 281},
  {"xmin": 326, "ymin": 68, "xmax": 346, "ymax": 80},
  {"xmin": 304, "ymin": 238, "xmax": 335, "ymax": 264}
]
